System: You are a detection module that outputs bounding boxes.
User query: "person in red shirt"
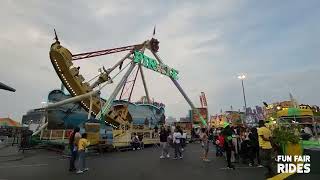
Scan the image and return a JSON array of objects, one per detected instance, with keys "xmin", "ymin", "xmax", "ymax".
[{"xmin": 215, "ymin": 132, "xmax": 224, "ymax": 157}]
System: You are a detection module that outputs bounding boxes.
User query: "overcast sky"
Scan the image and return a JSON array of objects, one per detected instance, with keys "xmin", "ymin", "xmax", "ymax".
[{"xmin": 1, "ymin": 0, "xmax": 320, "ymax": 122}]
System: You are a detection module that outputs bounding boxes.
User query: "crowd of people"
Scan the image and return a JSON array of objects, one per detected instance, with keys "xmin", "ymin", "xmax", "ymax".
[
  {"xmin": 156, "ymin": 120, "xmax": 275, "ymax": 178},
  {"xmin": 68, "ymin": 120, "xmax": 275, "ymax": 178},
  {"xmin": 158, "ymin": 126, "xmax": 186, "ymax": 160}
]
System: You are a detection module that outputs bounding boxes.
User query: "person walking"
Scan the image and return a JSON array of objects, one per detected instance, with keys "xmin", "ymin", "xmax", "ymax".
[
  {"xmin": 200, "ymin": 128, "xmax": 210, "ymax": 162},
  {"xmin": 176, "ymin": 126, "xmax": 185, "ymax": 151},
  {"xmin": 69, "ymin": 127, "xmax": 81, "ymax": 172},
  {"xmin": 76, "ymin": 133, "xmax": 90, "ymax": 174},
  {"xmin": 222, "ymin": 122, "xmax": 235, "ymax": 169},
  {"xmin": 159, "ymin": 126, "xmax": 170, "ymax": 159},
  {"xmin": 231, "ymin": 127, "xmax": 240, "ymax": 163},
  {"xmin": 258, "ymin": 120, "xmax": 275, "ymax": 178},
  {"xmin": 173, "ymin": 128, "xmax": 182, "ymax": 160},
  {"xmin": 249, "ymin": 127, "xmax": 262, "ymax": 167}
]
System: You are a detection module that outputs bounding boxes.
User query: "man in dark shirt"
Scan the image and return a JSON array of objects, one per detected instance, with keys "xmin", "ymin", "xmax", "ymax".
[
  {"xmin": 248, "ymin": 127, "xmax": 262, "ymax": 167},
  {"xmin": 222, "ymin": 122, "xmax": 235, "ymax": 169}
]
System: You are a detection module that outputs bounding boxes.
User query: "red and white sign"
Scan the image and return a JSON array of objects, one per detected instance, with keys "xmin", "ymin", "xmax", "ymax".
[{"xmin": 200, "ymin": 92, "xmax": 207, "ymax": 107}]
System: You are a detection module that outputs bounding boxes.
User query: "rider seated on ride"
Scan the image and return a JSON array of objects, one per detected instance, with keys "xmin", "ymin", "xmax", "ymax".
[{"xmin": 131, "ymin": 133, "xmax": 141, "ymax": 150}]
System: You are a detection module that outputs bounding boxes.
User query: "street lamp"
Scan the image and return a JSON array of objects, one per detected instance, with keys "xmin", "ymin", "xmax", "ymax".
[{"xmin": 238, "ymin": 74, "xmax": 247, "ymax": 124}]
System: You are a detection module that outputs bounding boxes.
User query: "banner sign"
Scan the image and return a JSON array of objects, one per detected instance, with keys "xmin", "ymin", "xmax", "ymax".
[
  {"xmin": 200, "ymin": 92, "xmax": 207, "ymax": 107},
  {"xmin": 191, "ymin": 108, "xmax": 208, "ymax": 123},
  {"xmin": 133, "ymin": 50, "xmax": 179, "ymax": 80}
]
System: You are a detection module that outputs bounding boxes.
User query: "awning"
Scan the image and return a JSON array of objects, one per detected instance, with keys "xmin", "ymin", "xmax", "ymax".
[{"xmin": 0, "ymin": 118, "xmax": 21, "ymax": 127}]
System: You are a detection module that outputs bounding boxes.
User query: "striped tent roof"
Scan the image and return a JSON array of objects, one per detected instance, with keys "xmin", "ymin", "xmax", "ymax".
[{"xmin": 0, "ymin": 118, "xmax": 20, "ymax": 127}]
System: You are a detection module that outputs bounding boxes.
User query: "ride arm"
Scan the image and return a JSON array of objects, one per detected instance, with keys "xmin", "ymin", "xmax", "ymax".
[{"xmin": 72, "ymin": 44, "xmax": 143, "ymax": 61}]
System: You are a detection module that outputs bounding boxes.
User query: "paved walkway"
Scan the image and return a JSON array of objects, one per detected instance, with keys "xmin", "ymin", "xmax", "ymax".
[
  {"xmin": 0, "ymin": 145, "xmax": 23, "ymax": 162},
  {"xmin": 0, "ymin": 143, "xmax": 318, "ymax": 180}
]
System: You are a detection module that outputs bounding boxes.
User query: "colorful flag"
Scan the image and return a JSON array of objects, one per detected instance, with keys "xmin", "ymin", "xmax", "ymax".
[
  {"xmin": 201, "ymin": 92, "xmax": 207, "ymax": 107},
  {"xmin": 200, "ymin": 95, "xmax": 203, "ymax": 107}
]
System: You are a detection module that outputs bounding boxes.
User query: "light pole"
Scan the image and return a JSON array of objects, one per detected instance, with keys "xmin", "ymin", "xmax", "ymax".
[{"xmin": 238, "ymin": 74, "xmax": 247, "ymax": 124}]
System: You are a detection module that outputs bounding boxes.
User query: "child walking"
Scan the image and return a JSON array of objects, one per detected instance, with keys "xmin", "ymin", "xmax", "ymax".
[{"xmin": 77, "ymin": 133, "xmax": 90, "ymax": 174}]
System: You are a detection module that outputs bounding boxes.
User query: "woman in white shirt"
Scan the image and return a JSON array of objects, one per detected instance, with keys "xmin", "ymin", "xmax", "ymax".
[{"xmin": 173, "ymin": 128, "xmax": 183, "ymax": 159}]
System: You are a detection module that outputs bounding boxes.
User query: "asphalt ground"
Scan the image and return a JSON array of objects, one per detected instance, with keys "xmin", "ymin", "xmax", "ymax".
[{"xmin": 0, "ymin": 143, "xmax": 319, "ymax": 180}]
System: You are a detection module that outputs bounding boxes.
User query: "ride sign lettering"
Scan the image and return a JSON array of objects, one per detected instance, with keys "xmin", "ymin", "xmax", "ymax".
[{"xmin": 133, "ymin": 50, "xmax": 179, "ymax": 80}]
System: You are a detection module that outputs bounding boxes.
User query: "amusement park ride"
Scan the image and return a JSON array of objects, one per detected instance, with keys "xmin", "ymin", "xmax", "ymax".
[{"xmin": 34, "ymin": 29, "xmax": 207, "ymax": 147}]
